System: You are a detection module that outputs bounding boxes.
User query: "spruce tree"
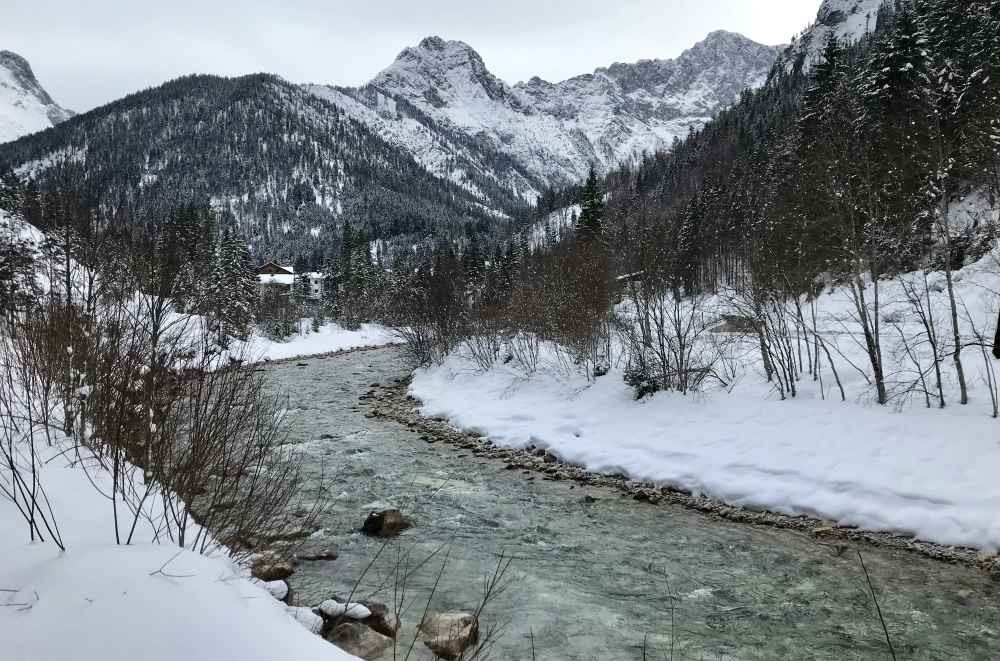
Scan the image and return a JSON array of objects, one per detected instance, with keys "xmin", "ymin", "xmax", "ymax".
[{"xmin": 575, "ymin": 167, "xmax": 605, "ymax": 242}]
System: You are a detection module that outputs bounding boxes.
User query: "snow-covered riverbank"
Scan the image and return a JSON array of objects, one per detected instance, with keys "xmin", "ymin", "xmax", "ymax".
[
  {"xmin": 410, "ymin": 251, "xmax": 1000, "ymax": 553},
  {"xmin": 242, "ymin": 322, "xmax": 401, "ymax": 363},
  {"xmin": 0, "ymin": 435, "xmax": 360, "ymax": 661}
]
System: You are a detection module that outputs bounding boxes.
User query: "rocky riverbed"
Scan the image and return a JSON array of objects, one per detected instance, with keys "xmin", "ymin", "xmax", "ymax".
[{"xmin": 262, "ymin": 346, "xmax": 1000, "ymax": 660}]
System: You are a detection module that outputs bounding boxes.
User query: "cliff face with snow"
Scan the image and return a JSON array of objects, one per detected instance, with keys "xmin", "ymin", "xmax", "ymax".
[
  {"xmin": 0, "ymin": 51, "xmax": 74, "ymax": 144},
  {"xmin": 785, "ymin": 0, "xmax": 885, "ymax": 68},
  {"xmin": 312, "ymin": 31, "xmax": 782, "ymax": 188}
]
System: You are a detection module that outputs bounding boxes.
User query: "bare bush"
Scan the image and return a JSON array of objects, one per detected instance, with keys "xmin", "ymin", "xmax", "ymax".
[{"xmin": 617, "ymin": 279, "xmax": 736, "ymax": 398}]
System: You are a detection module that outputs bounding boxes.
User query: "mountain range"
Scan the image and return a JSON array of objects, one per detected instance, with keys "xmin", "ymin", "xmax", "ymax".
[
  {"xmin": 0, "ymin": 0, "xmax": 883, "ymax": 260},
  {"xmin": 312, "ymin": 30, "xmax": 781, "ymax": 188}
]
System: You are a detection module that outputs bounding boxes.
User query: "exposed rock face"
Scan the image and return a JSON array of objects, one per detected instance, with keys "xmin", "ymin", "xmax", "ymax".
[
  {"xmin": 325, "ymin": 621, "xmax": 394, "ymax": 660},
  {"xmin": 417, "ymin": 612, "xmax": 479, "ymax": 660},
  {"xmin": 361, "ymin": 508, "xmax": 412, "ymax": 537},
  {"xmin": 0, "ymin": 50, "xmax": 74, "ymax": 143},
  {"xmin": 309, "ymin": 31, "xmax": 782, "ymax": 189},
  {"xmin": 781, "ymin": 0, "xmax": 884, "ymax": 71}
]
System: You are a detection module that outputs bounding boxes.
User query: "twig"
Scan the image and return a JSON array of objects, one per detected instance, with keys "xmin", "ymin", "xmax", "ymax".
[
  {"xmin": 858, "ymin": 550, "xmax": 896, "ymax": 661},
  {"xmin": 149, "ymin": 549, "xmax": 195, "ymax": 579}
]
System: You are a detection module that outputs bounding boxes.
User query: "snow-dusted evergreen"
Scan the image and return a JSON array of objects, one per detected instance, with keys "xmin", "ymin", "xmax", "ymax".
[{"xmin": 0, "ymin": 51, "xmax": 74, "ymax": 144}]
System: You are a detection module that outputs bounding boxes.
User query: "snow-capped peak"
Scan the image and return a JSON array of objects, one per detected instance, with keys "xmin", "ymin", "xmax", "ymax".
[
  {"xmin": 0, "ymin": 50, "xmax": 74, "ymax": 144},
  {"xmin": 374, "ymin": 36, "xmax": 517, "ymax": 109},
  {"xmin": 364, "ymin": 32, "xmax": 781, "ymax": 186}
]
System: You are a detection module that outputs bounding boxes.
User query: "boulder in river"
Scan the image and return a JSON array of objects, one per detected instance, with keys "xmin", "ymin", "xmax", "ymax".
[
  {"xmin": 361, "ymin": 508, "xmax": 412, "ymax": 537},
  {"xmin": 256, "ymin": 579, "xmax": 290, "ymax": 602},
  {"xmin": 325, "ymin": 621, "xmax": 393, "ymax": 659},
  {"xmin": 250, "ymin": 551, "xmax": 295, "ymax": 581},
  {"xmin": 417, "ymin": 612, "xmax": 479, "ymax": 660},
  {"xmin": 361, "ymin": 601, "xmax": 400, "ymax": 638}
]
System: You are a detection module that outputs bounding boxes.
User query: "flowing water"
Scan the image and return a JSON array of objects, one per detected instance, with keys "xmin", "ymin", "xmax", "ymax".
[{"xmin": 268, "ymin": 347, "xmax": 999, "ymax": 660}]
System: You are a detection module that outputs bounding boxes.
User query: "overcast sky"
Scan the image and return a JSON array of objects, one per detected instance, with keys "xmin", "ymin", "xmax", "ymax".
[{"xmin": 3, "ymin": 0, "xmax": 819, "ymax": 112}]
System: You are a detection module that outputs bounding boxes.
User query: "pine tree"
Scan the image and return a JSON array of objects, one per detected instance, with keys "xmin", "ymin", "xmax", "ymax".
[
  {"xmin": 575, "ymin": 167, "xmax": 605, "ymax": 242},
  {"xmin": 206, "ymin": 228, "xmax": 257, "ymax": 344},
  {"xmin": 462, "ymin": 234, "xmax": 484, "ymax": 296}
]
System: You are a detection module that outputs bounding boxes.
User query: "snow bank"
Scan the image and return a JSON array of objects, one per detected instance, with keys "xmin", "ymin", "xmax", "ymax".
[
  {"xmin": 410, "ymin": 250, "xmax": 1000, "ymax": 552},
  {"xmin": 3, "ymin": 545, "xmax": 357, "ymax": 661},
  {"xmin": 242, "ymin": 321, "xmax": 402, "ymax": 362},
  {"xmin": 0, "ymin": 438, "xmax": 358, "ymax": 661}
]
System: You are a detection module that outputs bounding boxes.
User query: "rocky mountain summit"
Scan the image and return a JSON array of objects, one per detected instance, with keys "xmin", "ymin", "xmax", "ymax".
[
  {"xmin": 0, "ymin": 50, "xmax": 74, "ymax": 143},
  {"xmin": 337, "ymin": 31, "xmax": 782, "ymax": 186}
]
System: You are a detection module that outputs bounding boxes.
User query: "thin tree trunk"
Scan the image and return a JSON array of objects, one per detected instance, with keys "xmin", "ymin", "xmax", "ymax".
[{"xmin": 992, "ymin": 308, "xmax": 1000, "ymax": 360}]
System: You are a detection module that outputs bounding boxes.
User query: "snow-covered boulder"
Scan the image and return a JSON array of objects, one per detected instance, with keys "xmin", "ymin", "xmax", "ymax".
[
  {"xmin": 318, "ymin": 600, "xmax": 372, "ymax": 620},
  {"xmin": 286, "ymin": 605, "xmax": 325, "ymax": 635}
]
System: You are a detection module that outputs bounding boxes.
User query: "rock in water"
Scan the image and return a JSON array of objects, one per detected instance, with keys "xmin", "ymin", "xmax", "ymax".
[
  {"xmin": 361, "ymin": 601, "xmax": 401, "ymax": 638},
  {"xmin": 250, "ymin": 551, "xmax": 295, "ymax": 581},
  {"xmin": 417, "ymin": 612, "xmax": 479, "ymax": 660},
  {"xmin": 361, "ymin": 509, "xmax": 412, "ymax": 537},
  {"xmin": 325, "ymin": 621, "xmax": 393, "ymax": 660}
]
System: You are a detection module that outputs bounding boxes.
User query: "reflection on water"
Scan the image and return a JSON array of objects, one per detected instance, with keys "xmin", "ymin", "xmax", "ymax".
[{"xmin": 268, "ymin": 347, "xmax": 1000, "ymax": 660}]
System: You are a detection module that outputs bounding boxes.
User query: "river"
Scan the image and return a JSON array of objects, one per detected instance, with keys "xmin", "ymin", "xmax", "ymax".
[{"xmin": 267, "ymin": 346, "xmax": 999, "ymax": 660}]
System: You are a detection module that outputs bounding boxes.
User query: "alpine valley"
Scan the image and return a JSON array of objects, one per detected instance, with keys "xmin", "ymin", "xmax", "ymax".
[
  {"xmin": 0, "ymin": 0, "xmax": 882, "ymax": 262},
  {"xmin": 0, "ymin": 33, "xmax": 789, "ymax": 261}
]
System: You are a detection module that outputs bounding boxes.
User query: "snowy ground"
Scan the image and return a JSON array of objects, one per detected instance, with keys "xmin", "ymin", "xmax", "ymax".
[
  {"xmin": 242, "ymin": 321, "xmax": 402, "ymax": 362},
  {"xmin": 411, "ymin": 249, "xmax": 1000, "ymax": 552},
  {"xmin": 0, "ymin": 435, "xmax": 359, "ymax": 661}
]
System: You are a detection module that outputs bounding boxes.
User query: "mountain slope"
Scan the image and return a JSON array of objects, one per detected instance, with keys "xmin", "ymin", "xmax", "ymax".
[
  {"xmin": 0, "ymin": 74, "xmax": 517, "ymax": 261},
  {"xmin": 0, "ymin": 51, "xmax": 74, "ymax": 143},
  {"xmin": 305, "ymin": 83, "xmax": 545, "ymax": 206},
  {"xmin": 325, "ymin": 31, "xmax": 782, "ymax": 187}
]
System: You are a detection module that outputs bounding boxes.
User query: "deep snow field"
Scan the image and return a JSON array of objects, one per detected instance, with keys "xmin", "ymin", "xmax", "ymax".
[{"xmin": 410, "ymin": 247, "xmax": 1000, "ymax": 552}]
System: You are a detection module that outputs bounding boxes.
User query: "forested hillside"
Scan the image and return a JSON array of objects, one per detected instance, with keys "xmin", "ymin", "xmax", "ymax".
[
  {"xmin": 0, "ymin": 74, "xmax": 528, "ymax": 264},
  {"xmin": 601, "ymin": 0, "xmax": 999, "ymax": 292},
  {"xmin": 352, "ymin": 0, "xmax": 1000, "ymax": 415}
]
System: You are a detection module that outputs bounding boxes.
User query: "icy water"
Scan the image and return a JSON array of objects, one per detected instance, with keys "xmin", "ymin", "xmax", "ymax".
[{"xmin": 268, "ymin": 347, "xmax": 1000, "ymax": 660}]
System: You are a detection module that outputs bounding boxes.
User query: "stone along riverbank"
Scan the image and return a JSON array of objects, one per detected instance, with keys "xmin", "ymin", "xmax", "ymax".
[{"xmin": 264, "ymin": 346, "xmax": 1000, "ymax": 660}]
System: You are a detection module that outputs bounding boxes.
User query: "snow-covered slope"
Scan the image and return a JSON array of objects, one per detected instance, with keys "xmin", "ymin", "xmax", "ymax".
[
  {"xmin": 785, "ymin": 0, "xmax": 885, "ymax": 68},
  {"xmin": 0, "ymin": 51, "xmax": 74, "ymax": 144},
  {"xmin": 305, "ymin": 83, "xmax": 543, "ymax": 204},
  {"xmin": 312, "ymin": 32, "xmax": 781, "ymax": 188}
]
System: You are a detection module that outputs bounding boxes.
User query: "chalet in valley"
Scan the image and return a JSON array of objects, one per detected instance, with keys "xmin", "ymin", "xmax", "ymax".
[{"xmin": 255, "ymin": 261, "xmax": 323, "ymax": 299}]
